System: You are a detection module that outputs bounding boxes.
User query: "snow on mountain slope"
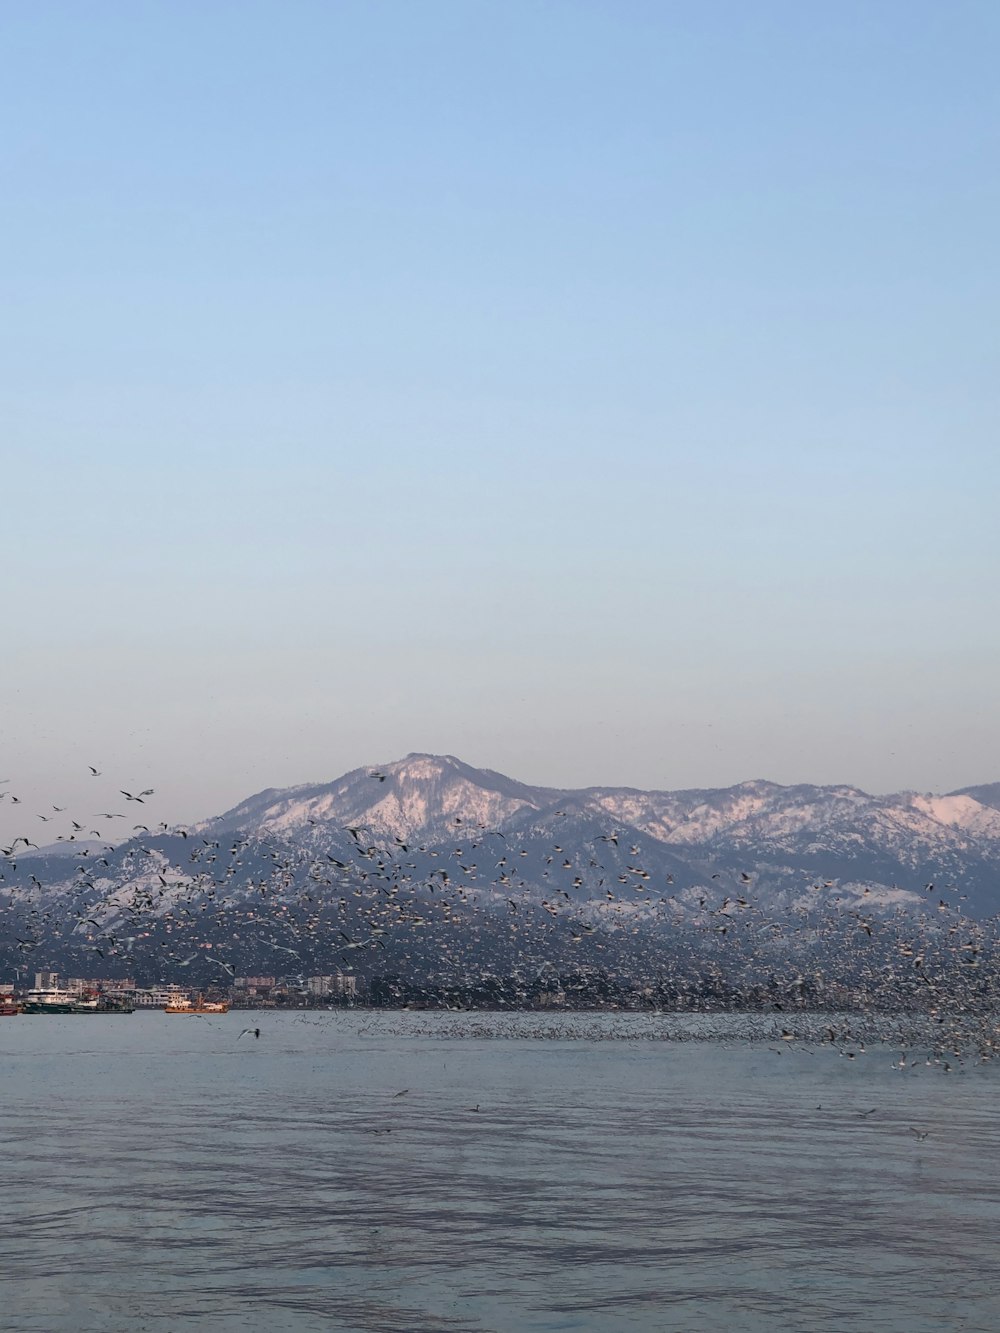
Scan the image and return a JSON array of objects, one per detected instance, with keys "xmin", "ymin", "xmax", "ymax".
[
  {"xmin": 10, "ymin": 756, "xmax": 1000, "ymax": 979},
  {"xmin": 191, "ymin": 755, "xmax": 1000, "ymax": 876},
  {"xmin": 198, "ymin": 753, "xmax": 567, "ymax": 845}
]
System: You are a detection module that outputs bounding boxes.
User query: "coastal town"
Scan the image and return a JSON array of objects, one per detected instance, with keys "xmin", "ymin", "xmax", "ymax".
[
  {"xmin": 0, "ymin": 970, "xmax": 359, "ymax": 1014},
  {"xmin": 0, "ymin": 966, "xmax": 884, "ymax": 1015}
]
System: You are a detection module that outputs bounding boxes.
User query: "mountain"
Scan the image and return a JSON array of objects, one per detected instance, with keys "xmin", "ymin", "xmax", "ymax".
[
  {"xmin": 195, "ymin": 753, "xmax": 1000, "ymax": 911},
  {"xmin": 198, "ymin": 752, "xmax": 569, "ymax": 846},
  {"xmin": 3, "ymin": 754, "xmax": 1000, "ymax": 987}
]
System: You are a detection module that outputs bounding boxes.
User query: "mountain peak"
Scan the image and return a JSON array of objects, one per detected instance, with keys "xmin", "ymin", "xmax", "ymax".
[
  {"xmin": 193, "ymin": 758, "xmax": 1000, "ymax": 916},
  {"xmin": 199, "ymin": 753, "xmax": 566, "ymax": 843}
]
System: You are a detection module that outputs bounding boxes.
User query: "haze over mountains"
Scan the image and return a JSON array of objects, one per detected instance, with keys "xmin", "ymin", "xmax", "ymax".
[{"xmin": 4, "ymin": 754, "xmax": 1000, "ymax": 984}]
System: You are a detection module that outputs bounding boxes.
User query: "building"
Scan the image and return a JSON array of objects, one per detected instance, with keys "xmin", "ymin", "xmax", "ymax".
[
  {"xmin": 35, "ymin": 971, "xmax": 59, "ymax": 991},
  {"xmin": 306, "ymin": 973, "xmax": 357, "ymax": 999},
  {"xmin": 132, "ymin": 984, "xmax": 190, "ymax": 1008},
  {"xmin": 65, "ymin": 978, "xmax": 137, "ymax": 996}
]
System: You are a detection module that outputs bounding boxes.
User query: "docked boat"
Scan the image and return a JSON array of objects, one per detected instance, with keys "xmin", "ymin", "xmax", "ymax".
[
  {"xmin": 0, "ymin": 998, "xmax": 20, "ymax": 1016},
  {"xmin": 164, "ymin": 993, "xmax": 230, "ymax": 1014},
  {"xmin": 19, "ymin": 988, "xmax": 133, "ymax": 1014},
  {"xmin": 21, "ymin": 988, "xmax": 100, "ymax": 1014}
]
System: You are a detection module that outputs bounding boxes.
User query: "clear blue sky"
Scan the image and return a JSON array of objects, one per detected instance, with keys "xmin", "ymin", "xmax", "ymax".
[{"xmin": 2, "ymin": 1, "xmax": 998, "ymax": 833}]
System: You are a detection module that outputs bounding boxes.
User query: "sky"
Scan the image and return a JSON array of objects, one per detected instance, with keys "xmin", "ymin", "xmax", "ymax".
[{"xmin": 2, "ymin": 0, "xmax": 998, "ymax": 837}]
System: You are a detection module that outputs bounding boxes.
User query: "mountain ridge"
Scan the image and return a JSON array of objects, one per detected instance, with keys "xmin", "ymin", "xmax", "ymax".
[
  {"xmin": 195, "ymin": 752, "xmax": 1000, "ymax": 859},
  {"xmin": 5, "ymin": 753, "xmax": 1000, "ymax": 983}
]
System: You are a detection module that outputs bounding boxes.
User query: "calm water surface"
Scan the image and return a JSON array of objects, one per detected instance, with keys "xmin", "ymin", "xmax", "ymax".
[{"xmin": 1, "ymin": 1011, "xmax": 998, "ymax": 1332}]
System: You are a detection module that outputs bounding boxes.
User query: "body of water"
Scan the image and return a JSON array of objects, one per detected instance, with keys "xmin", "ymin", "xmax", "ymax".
[{"xmin": 1, "ymin": 1011, "xmax": 998, "ymax": 1332}]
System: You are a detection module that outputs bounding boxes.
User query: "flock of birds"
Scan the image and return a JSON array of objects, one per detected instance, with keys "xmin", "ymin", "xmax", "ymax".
[{"xmin": 2, "ymin": 767, "xmax": 1000, "ymax": 1069}]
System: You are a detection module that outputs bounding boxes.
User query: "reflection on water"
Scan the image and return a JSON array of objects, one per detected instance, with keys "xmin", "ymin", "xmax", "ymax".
[{"xmin": 1, "ymin": 1012, "xmax": 998, "ymax": 1332}]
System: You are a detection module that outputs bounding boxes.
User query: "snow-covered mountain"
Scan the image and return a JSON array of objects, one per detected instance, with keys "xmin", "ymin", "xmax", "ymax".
[
  {"xmin": 4, "ymin": 754, "xmax": 1000, "ymax": 982},
  {"xmin": 196, "ymin": 753, "xmax": 1000, "ymax": 905},
  {"xmin": 198, "ymin": 753, "xmax": 565, "ymax": 846}
]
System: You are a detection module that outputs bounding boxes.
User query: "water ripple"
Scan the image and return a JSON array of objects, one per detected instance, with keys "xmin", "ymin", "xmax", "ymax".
[{"xmin": 1, "ymin": 1012, "xmax": 999, "ymax": 1332}]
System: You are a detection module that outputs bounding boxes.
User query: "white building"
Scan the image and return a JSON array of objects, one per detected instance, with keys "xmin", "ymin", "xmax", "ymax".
[
  {"xmin": 133, "ymin": 984, "xmax": 190, "ymax": 1008},
  {"xmin": 307, "ymin": 973, "xmax": 357, "ymax": 998}
]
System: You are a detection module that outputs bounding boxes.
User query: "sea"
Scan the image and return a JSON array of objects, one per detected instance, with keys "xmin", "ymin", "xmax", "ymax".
[{"xmin": 1, "ymin": 1010, "xmax": 998, "ymax": 1333}]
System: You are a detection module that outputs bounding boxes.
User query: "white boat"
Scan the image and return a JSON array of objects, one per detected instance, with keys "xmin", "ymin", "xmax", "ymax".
[{"xmin": 21, "ymin": 988, "xmax": 100, "ymax": 1014}]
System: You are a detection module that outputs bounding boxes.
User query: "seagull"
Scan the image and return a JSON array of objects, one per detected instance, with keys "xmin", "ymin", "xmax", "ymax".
[
  {"xmin": 259, "ymin": 937, "xmax": 300, "ymax": 957},
  {"xmin": 88, "ymin": 767, "xmax": 101, "ymax": 776},
  {"xmin": 238, "ymin": 1028, "xmax": 261, "ymax": 1040}
]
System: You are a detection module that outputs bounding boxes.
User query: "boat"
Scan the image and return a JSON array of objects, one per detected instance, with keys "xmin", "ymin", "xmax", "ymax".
[
  {"xmin": 21, "ymin": 988, "xmax": 101, "ymax": 1014},
  {"xmin": 19, "ymin": 988, "xmax": 133, "ymax": 1014},
  {"xmin": 0, "ymin": 998, "xmax": 20, "ymax": 1016},
  {"xmin": 164, "ymin": 992, "xmax": 230, "ymax": 1014}
]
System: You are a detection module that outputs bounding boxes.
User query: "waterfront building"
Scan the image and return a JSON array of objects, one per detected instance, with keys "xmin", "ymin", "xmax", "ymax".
[
  {"xmin": 306, "ymin": 973, "xmax": 357, "ymax": 998},
  {"xmin": 65, "ymin": 978, "xmax": 137, "ymax": 996},
  {"xmin": 132, "ymin": 984, "xmax": 190, "ymax": 1008}
]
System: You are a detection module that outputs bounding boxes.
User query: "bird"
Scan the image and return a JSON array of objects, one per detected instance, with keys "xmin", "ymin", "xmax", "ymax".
[
  {"xmin": 238, "ymin": 1028, "xmax": 261, "ymax": 1040},
  {"xmin": 88, "ymin": 767, "xmax": 101, "ymax": 776}
]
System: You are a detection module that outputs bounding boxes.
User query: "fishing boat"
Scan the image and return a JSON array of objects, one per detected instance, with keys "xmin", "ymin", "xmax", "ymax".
[
  {"xmin": 0, "ymin": 997, "xmax": 20, "ymax": 1016},
  {"xmin": 164, "ymin": 993, "xmax": 230, "ymax": 1014}
]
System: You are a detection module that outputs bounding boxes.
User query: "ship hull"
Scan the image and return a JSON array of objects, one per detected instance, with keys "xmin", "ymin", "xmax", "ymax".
[{"xmin": 22, "ymin": 1002, "xmax": 88, "ymax": 1014}]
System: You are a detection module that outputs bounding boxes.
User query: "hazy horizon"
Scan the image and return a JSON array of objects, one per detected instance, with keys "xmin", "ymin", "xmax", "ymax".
[{"xmin": 3, "ymin": 2, "xmax": 998, "ymax": 839}]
